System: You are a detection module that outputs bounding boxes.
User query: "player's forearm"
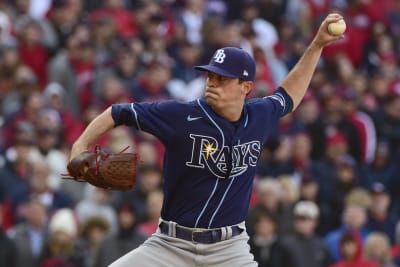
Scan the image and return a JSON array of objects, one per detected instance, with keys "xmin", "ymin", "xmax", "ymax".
[
  {"xmin": 70, "ymin": 106, "xmax": 115, "ymax": 160},
  {"xmin": 279, "ymin": 42, "xmax": 323, "ymax": 110}
]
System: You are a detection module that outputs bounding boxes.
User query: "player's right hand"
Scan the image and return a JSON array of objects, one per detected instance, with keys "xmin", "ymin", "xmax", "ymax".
[{"xmin": 312, "ymin": 13, "xmax": 345, "ymax": 48}]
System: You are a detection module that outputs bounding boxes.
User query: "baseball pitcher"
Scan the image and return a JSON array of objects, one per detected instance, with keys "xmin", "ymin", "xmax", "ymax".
[{"xmin": 68, "ymin": 13, "xmax": 345, "ymax": 267}]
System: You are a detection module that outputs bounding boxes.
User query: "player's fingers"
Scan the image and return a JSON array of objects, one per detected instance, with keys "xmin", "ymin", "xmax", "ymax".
[{"xmin": 326, "ymin": 13, "xmax": 343, "ymax": 20}]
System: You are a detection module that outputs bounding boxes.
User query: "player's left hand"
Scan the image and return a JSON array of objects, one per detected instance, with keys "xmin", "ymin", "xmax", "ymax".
[
  {"xmin": 312, "ymin": 13, "xmax": 345, "ymax": 48},
  {"xmin": 62, "ymin": 145, "xmax": 138, "ymax": 191}
]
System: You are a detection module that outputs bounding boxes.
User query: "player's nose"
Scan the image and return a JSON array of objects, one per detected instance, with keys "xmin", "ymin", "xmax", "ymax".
[{"xmin": 206, "ymin": 77, "xmax": 217, "ymax": 87}]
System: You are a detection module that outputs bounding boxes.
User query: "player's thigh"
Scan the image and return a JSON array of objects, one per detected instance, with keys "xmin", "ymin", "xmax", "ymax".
[
  {"xmin": 108, "ymin": 234, "xmax": 194, "ymax": 267},
  {"xmin": 205, "ymin": 232, "xmax": 258, "ymax": 267}
]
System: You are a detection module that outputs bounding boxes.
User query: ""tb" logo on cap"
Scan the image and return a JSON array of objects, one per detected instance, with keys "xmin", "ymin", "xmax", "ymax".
[{"xmin": 213, "ymin": 49, "xmax": 226, "ymax": 63}]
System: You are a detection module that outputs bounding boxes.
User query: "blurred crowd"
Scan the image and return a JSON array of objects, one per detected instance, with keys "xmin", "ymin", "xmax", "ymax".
[{"xmin": 0, "ymin": 0, "xmax": 400, "ymax": 266}]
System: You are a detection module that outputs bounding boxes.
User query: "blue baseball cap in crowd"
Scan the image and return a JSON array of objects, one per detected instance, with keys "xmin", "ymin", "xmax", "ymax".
[{"xmin": 194, "ymin": 47, "xmax": 256, "ymax": 81}]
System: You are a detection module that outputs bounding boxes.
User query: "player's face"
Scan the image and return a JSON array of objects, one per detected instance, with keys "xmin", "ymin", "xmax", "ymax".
[{"xmin": 204, "ymin": 72, "xmax": 251, "ymax": 109}]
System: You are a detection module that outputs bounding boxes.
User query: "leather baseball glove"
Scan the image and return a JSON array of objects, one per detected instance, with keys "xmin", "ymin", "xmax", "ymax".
[{"xmin": 63, "ymin": 145, "xmax": 138, "ymax": 191}]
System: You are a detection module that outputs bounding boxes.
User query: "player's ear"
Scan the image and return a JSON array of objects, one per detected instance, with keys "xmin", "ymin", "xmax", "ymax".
[{"xmin": 241, "ymin": 80, "xmax": 253, "ymax": 95}]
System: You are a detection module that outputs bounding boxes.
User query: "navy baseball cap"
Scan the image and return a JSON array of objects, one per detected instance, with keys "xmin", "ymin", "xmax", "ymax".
[{"xmin": 194, "ymin": 47, "xmax": 256, "ymax": 81}]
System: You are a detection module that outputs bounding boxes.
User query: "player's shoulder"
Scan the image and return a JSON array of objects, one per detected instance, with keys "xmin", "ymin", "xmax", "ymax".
[
  {"xmin": 246, "ymin": 87, "xmax": 293, "ymax": 113},
  {"xmin": 155, "ymin": 98, "xmax": 200, "ymax": 109},
  {"xmin": 244, "ymin": 96, "xmax": 272, "ymax": 107},
  {"xmin": 133, "ymin": 98, "xmax": 202, "ymax": 115}
]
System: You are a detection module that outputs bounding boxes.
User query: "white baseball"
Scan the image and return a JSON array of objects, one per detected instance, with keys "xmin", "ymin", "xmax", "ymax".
[{"xmin": 328, "ymin": 19, "xmax": 346, "ymax": 35}]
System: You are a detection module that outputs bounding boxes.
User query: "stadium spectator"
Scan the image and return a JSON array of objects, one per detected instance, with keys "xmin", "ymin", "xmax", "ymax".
[
  {"xmin": 275, "ymin": 201, "xmax": 332, "ymax": 267},
  {"xmin": 79, "ymin": 216, "xmax": 110, "ymax": 267},
  {"xmin": 0, "ymin": 201, "xmax": 16, "ymax": 266},
  {"xmin": 248, "ymin": 210, "xmax": 281, "ymax": 267},
  {"xmin": 330, "ymin": 231, "xmax": 380, "ymax": 267},
  {"xmin": 246, "ymin": 178, "xmax": 293, "ymax": 238},
  {"xmin": 366, "ymin": 182, "xmax": 397, "ymax": 245},
  {"xmin": 94, "ymin": 202, "xmax": 147, "ymax": 267},
  {"xmin": 39, "ymin": 208, "xmax": 84, "ymax": 267},
  {"xmin": 75, "ymin": 186, "xmax": 118, "ymax": 234},
  {"xmin": 138, "ymin": 189, "xmax": 163, "ymax": 237},
  {"xmin": 325, "ymin": 203, "xmax": 370, "ymax": 263},
  {"xmin": 364, "ymin": 232, "xmax": 398, "ymax": 267},
  {"xmin": 7, "ymin": 197, "xmax": 48, "ymax": 267},
  {"xmin": 8, "ymin": 159, "xmax": 72, "ymax": 224}
]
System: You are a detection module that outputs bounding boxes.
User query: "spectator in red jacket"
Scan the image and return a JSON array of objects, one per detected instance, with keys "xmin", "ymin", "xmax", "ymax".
[
  {"xmin": 17, "ymin": 19, "xmax": 49, "ymax": 88},
  {"xmin": 330, "ymin": 231, "xmax": 380, "ymax": 267}
]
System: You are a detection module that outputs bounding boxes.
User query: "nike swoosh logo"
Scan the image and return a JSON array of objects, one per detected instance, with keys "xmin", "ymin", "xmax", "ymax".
[{"xmin": 187, "ymin": 115, "xmax": 202, "ymax": 122}]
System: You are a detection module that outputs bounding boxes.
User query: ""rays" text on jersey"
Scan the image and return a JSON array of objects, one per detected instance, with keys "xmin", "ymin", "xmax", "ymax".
[{"xmin": 186, "ymin": 134, "xmax": 261, "ymax": 178}]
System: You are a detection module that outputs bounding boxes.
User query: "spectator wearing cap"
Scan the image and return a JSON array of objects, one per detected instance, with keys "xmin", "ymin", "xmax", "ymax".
[
  {"xmin": 274, "ymin": 201, "xmax": 332, "ymax": 267},
  {"xmin": 366, "ymin": 182, "xmax": 397, "ymax": 245},
  {"xmin": 39, "ymin": 208, "xmax": 85, "ymax": 267}
]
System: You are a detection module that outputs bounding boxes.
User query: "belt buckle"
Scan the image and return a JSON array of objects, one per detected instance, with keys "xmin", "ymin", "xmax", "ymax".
[{"xmin": 191, "ymin": 229, "xmax": 205, "ymax": 243}]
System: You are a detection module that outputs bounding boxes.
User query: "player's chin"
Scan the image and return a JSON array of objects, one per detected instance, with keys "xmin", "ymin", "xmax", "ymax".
[{"xmin": 205, "ymin": 92, "xmax": 219, "ymax": 103}]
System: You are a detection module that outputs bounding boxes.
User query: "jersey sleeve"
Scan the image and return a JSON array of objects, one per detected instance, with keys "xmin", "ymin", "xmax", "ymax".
[
  {"xmin": 111, "ymin": 100, "xmax": 180, "ymax": 144},
  {"xmin": 264, "ymin": 87, "xmax": 294, "ymax": 117}
]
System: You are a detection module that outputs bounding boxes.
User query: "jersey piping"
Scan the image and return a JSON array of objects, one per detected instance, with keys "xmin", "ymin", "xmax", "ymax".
[
  {"xmin": 130, "ymin": 103, "xmax": 141, "ymax": 131},
  {"xmin": 208, "ymin": 176, "xmax": 236, "ymax": 228},
  {"xmin": 194, "ymin": 98, "xmax": 230, "ymax": 228}
]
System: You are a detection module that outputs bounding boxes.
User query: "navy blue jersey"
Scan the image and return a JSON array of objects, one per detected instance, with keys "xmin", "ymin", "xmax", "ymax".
[{"xmin": 111, "ymin": 87, "xmax": 293, "ymax": 228}]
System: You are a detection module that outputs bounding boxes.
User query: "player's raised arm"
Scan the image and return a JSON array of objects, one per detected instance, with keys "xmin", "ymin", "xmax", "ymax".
[
  {"xmin": 280, "ymin": 13, "xmax": 345, "ymax": 110},
  {"xmin": 70, "ymin": 106, "xmax": 115, "ymax": 160}
]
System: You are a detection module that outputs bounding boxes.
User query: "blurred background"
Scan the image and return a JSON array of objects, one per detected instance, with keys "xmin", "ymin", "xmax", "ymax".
[{"xmin": 0, "ymin": 0, "xmax": 400, "ymax": 266}]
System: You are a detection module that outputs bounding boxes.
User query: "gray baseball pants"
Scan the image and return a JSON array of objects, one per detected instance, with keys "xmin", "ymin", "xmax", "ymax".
[{"xmin": 108, "ymin": 221, "xmax": 257, "ymax": 267}]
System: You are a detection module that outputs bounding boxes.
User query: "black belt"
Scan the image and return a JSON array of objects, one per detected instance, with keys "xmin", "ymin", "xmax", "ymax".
[{"xmin": 159, "ymin": 222, "xmax": 243, "ymax": 244}]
